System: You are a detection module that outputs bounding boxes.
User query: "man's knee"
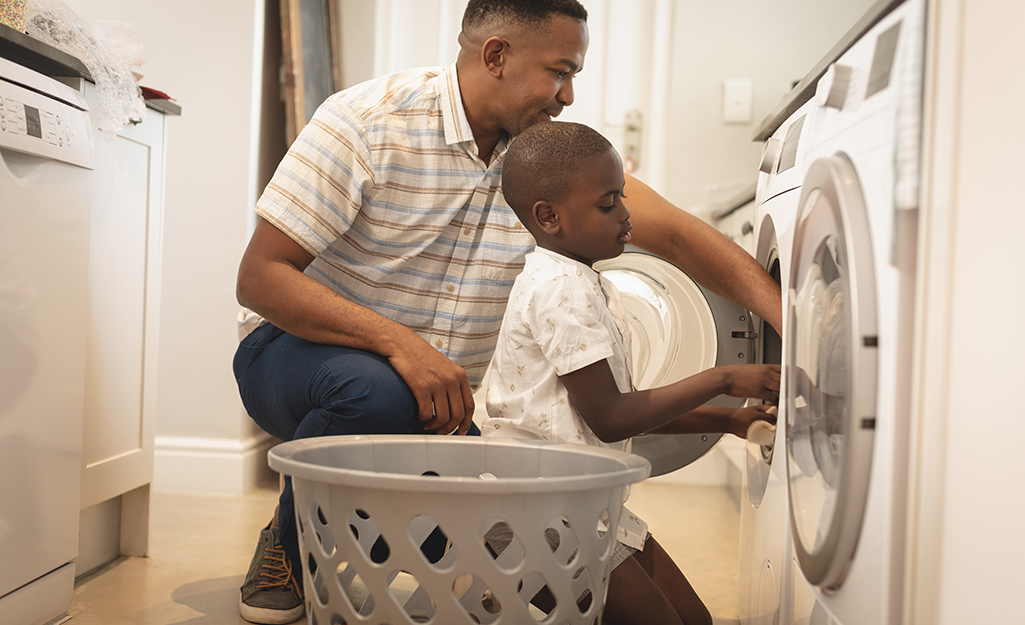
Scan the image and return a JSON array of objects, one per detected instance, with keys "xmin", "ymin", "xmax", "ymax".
[{"xmin": 316, "ymin": 350, "xmax": 418, "ymax": 431}]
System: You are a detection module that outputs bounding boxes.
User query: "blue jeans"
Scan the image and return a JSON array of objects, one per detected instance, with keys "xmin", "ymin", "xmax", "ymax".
[{"xmin": 232, "ymin": 323, "xmax": 479, "ymax": 578}]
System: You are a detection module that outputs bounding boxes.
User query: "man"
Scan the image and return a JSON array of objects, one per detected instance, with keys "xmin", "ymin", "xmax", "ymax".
[{"xmin": 234, "ymin": 1, "xmax": 781, "ymax": 623}]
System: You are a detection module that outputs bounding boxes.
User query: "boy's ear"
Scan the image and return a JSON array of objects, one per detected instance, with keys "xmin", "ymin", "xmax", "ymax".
[
  {"xmin": 482, "ymin": 37, "xmax": 506, "ymax": 77},
  {"xmin": 533, "ymin": 201, "xmax": 560, "ymax": 234}
]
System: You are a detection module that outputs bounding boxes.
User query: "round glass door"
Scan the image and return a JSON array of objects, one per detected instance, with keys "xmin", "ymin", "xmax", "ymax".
[{"xmin": 786, "ymin": 155, "xmax": 878, "ymax": 591}]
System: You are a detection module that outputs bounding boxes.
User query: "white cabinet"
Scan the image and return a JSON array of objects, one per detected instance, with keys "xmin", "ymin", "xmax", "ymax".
[{"xmin": 77, "ymin": 91, "xmax": 168, "ymax": 576}]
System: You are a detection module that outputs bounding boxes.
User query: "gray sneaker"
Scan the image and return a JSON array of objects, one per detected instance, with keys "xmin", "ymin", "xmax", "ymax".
[{"xmin": 239, "ymin": 525, "xmax": 305, "ymax": 624}]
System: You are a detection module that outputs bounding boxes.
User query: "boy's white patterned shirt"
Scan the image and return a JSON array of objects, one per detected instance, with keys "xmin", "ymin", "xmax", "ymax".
[
  {"xmin": 483, "ymin": 247, "xmax": 647, "ymax": 549},
  {"xmin": 483, "ymin": 247, "xmax": 633, "ymax": 449}
]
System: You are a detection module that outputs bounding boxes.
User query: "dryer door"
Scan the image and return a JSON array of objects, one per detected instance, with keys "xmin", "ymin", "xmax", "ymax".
[
  {"xmin": 595, "ymin": 250, "xmax": 756, "ymax": 476},
  {"xmin": 786, "ymin": 155, "xmax": 878, "ymax": 591}
]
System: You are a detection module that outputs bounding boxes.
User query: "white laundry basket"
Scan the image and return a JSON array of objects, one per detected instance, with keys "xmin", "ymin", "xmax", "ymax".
[{"xmin": 268, "ymin": 435, "xmax": 650, "ymax": 625}]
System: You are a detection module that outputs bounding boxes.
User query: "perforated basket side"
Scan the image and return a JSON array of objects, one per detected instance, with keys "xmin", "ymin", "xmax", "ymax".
[{"xmin": 269, "ymin": 436, "xmax": 651, "ymax": 625}]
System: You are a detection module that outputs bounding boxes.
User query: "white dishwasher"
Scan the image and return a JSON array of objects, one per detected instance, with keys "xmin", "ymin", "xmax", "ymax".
[{"xmin": 0, "ymin": 55, "xmax": 94, "ymax": 624}]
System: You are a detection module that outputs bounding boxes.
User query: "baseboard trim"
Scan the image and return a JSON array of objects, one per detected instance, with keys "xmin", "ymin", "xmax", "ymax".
[{"xmin": 153, "ymin": 433, "xmax": 278, "ymax": 495}]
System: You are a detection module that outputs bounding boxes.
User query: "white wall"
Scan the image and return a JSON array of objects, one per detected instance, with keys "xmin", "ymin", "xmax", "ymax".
[
  {"xmin": 342, "ymin": 0, "xmax": 875, "ymax": 212},
  {"xmin": 906, "ymin": 1, "xmax": 1025, "ymax": 622},
  {"xmin": 337, "ymin": 0, "xmax": 377, "ymax": 88},
  {"xmin": 666, "ymin": 0, "xmax": 875, "ymax": 214},
  {"xmin": 64, "ymin": 0, "xmax": 286, "ymax": 494},
  {"xmin": 340, "ymin": 0, "xmax": 677, "ymax": 197}
]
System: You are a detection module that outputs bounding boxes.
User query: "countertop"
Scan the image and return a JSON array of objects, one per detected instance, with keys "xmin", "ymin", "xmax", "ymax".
[
  {"xmin": 753, "ymin": 0, "xmax": 904, "ymax": 141},
  {"xmin": 0, "ymin": 22, "xmax": 181, "ymax": 116}
]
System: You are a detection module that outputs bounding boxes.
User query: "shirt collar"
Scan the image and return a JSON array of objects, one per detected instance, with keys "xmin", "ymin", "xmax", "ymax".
[
  {"xmin": 533, "ymin": 247, "xmax": 601, "ymax": 286},
  {"xmin": 440, "ymin": 62, "xmax": 509, "ymax": 160},
  {"xmin": 440, "ymin": 62, "xmax": 473, "ymax": 147}
]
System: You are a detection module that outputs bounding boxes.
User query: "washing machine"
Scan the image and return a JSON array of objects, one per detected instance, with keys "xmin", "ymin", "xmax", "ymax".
[
  {"xmin": 783, "ymin": 1, "xmax": 923, "ymax": 623},
  {"xmin": 738, "ymin": 97, "xmax": 814, "ymax": 625}
]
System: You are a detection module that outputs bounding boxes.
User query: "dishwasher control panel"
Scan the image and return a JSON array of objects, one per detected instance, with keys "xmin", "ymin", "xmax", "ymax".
[{"xmin": 0, "ymin": 57, "xmax": 93, "ymax": 169}]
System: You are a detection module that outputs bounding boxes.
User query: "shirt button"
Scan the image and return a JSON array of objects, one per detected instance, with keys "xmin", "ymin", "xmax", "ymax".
[
  {"xmin": 463, "ymin": 227, "xmax": 472, "ymax": 235},
  {"xmin": 434, "ymin": 340, "xmax": 443, "ymax": 348},
  {"xmin": 446, "ymin": 284, "xmax": 455, "ymax": 292}
]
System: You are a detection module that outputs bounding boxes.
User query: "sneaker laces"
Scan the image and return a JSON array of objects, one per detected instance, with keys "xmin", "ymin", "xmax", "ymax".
[{"xmin": 258, "ymin": 542, "xmax": 304, "ymax": 600}]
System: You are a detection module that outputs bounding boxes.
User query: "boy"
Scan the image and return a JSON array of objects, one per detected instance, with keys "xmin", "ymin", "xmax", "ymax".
[{"xmin": 482, "ymin": 121, "xmax": 780, "ymax": 625}]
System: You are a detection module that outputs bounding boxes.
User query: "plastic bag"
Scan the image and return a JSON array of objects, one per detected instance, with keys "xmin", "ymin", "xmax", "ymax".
[{"xmin": 24, "ymin": 0, "xmax": 146, "ymax": 137}]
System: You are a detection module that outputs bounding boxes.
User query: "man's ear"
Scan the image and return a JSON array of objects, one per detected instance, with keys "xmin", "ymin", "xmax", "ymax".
[
  {"xmin": 482, "ymin": 37, "xmax": 506, "ymax": 77},
  {"xmin": 534, "ymin": 201, "xmax": 560, "ymax": 234}
]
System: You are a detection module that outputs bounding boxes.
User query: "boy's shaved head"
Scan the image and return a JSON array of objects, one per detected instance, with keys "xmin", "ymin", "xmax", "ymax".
[{"xmin": 501, "ymin": 121, "xmax": 614, "ymax": 227}]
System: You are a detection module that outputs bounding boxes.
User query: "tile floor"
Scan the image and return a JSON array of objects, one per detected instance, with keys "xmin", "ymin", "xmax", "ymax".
[{"xmin": 69, "ymin": 479, "xmax": 741, "ymax": 625}]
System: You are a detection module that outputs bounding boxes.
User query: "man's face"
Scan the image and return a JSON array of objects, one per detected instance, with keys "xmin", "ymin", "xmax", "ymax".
[
  {"xmin": 498, "ymin": 16, "xmax": 589, "ymax": 137},
  {"xmin": 550, "ymin": 148, "xmax": 632, "ymax": 266}
]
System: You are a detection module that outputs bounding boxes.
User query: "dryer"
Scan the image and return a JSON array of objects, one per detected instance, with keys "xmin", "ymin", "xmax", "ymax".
[
  {"xmin": 782, "ymin": 1, "xmax": 923, "ymax": 623},
  {"xmin": 738, "ymin": 98, "xmax": 814, "ymax": 625}
]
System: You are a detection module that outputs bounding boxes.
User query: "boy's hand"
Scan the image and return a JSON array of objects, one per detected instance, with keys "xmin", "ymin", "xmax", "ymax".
[
  {"xmin": 721, "ymin": 364, "xmax": 781, "ymax": 403},
  {"xmin": 729, "ymin": 403, "xmax": 778, "ymax": 439}
]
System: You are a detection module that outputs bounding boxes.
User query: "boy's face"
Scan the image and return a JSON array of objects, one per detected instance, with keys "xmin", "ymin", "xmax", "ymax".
[
  {"xmin": 495, "ymin": 16, "xmax": 588, "ymax": 137},
  {"xmin": 548, "ymin": 148, "xmax": 632, "ymax": 266}
]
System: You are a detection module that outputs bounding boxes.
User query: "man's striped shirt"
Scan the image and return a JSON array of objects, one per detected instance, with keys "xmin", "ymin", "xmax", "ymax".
[{"xmin": 243, "ymin": 63, "xmax": 535, "ymax": 389}]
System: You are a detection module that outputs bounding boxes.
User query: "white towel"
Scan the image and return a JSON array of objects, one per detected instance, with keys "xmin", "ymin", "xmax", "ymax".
[{"xmin": 747, "ymin": 406, "xmax": 778, "ymax": 447}]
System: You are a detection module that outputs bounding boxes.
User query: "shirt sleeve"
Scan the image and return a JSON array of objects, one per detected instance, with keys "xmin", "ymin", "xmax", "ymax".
[
  {"xmin": 254, "ymin": 97, "xmax": 372, "ymax": 257},
  {"xmin": 525, "ymin": 275, "xmax": 616, "ymax": 376}
]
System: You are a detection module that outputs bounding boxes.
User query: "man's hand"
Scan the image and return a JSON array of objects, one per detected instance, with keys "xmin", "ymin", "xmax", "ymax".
[{"xmin": 388, "ymin": 337, "xmax": 476, "ymax": 435}]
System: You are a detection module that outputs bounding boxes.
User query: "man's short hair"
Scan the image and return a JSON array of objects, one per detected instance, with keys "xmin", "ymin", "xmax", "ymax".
[
  {"xmin": 501, "ymin": 121, "xmax": 613, "ymax": 226},
  {"xmin": 462, "ymin": 0, "xmax": 588, "ymax": 37}
]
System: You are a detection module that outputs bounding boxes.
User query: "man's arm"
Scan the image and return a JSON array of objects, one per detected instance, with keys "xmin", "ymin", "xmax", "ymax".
[
  {"xmin": 236, "ymin": 218, "xmax": 475, "ymax": 434},
  {"xmin": 624, "ymin": 173, "xmax": 783, "ymax": 334}
]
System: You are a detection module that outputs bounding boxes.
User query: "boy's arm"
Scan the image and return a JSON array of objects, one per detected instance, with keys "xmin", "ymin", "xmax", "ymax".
[
  {"xmin": 559, "ymin": 360, "xmax": 779, "ymax": 443},
  {"xmin": 646, "ymin": 404, "xmax": 777, "ymax": 439}
]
